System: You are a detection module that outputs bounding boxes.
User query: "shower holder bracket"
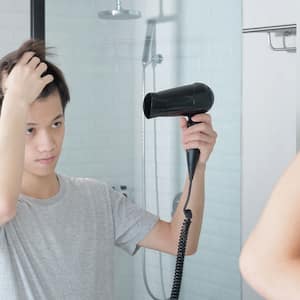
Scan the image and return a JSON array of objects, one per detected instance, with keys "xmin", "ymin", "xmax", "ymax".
[
  {"xmin": 267, "ymin": 30, "xmax": 296, "ymax": 52},
  {"xmin": 152, "ymin": 54, "xmax": 163, "ymax": 65}
]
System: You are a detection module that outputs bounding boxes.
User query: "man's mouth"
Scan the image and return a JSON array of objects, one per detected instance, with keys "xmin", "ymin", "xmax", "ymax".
[{"xmin": 36, "ymin": 156, "xmax": 56, "ymax": 164}]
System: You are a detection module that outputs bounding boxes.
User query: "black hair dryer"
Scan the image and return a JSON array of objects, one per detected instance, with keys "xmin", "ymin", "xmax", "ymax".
[{"xmin": 143, "ymin": 82, "xmax": 214, "ymax": 181}]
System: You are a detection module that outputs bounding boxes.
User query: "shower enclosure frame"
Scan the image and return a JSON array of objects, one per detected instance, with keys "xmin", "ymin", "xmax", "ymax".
[{"xmin": 30, "ymin": 0, "xmax": 45, "ymax": 40}]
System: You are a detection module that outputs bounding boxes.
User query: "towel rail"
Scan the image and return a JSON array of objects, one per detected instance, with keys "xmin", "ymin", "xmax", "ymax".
[{"xmin": 242, "ymin": 24, "xmax": 296, "ymax": 52}]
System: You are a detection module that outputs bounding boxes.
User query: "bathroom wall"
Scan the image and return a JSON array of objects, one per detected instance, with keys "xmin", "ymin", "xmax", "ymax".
[
  {"xmin": 0, "ymin": 0, "xmax": 30, "ymax": 57},
  {"xmin": 297, "ymin": 4, "xmax": 300, "ymax": 152},
  {"xmin": 243, "ymin": 0, "xmax": 296, "ymax": 27},
  {"xmin": 242, "ymin": 0, "xmax": 297, "ymax": 299}
]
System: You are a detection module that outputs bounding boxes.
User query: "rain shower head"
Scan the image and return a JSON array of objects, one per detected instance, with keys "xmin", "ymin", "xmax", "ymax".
[{"xmin": 98, "ymin": 0, "xmax": 141, "ymax": 20}]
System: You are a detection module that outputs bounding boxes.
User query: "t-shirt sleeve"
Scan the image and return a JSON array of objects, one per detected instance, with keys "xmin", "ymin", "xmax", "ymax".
[{"xmin": 108, "ymin": 187, "xmax": 159, "ymax": 256}]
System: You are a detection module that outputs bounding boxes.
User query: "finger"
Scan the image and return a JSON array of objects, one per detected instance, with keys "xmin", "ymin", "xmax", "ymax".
[
  {"xmin": 179, "ymin": 117, "xmax": 187, "ymax": 129},
  {"xmin": 186, "ymin": 122, "xmax": 215, "ymax": 136},
  {"xmin": 182, "ymin": 141, "xmax": 209, "ymax": 151},
  {"xmin": 18, "ymin": 51, "xmax": 36, "ymax": 65},
  {"xmin": 183, "ymin": 132, "xmax": 216, "ymax": 145},
  {"xmin": 184, "ymin": 129, "xmax": 217, "ymax": 148},
  {"xmin": 191, "ymin": 113, "xmax": 212, "ymax": 124},
  {"xmin": 41, "ymin": 74, "xmax": 54, "ymax": 85},
  {"xmin": 28, "ymin": 56, "xmax": 41, "ymax": 69},
  {"xmin": 35, "ymin": 62, "xmax": 48, "ymax": 75}
]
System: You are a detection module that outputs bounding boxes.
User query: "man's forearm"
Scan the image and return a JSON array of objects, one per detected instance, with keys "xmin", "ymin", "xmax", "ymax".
[
  {"xmin": 0, "ymin": 95, "xmax": 28, "ymax": 211},
  {"xmin": 170, "ymin": 162, "xmax": 205, "ymax": 255},
  {"xmin": 138, "ymin": 113, "xmax": 215, "ymax": 255}
]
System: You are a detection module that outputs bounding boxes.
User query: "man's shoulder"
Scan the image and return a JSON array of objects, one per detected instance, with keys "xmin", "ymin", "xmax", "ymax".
[{"xmin": 58, "ymin": 173, "xmax": 107, "ymax": 191}]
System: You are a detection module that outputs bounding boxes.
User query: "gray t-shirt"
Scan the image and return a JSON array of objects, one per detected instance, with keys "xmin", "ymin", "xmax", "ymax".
[{"xmin": 0, "ymin": 174, "xmax": 159, "ymax": 300}]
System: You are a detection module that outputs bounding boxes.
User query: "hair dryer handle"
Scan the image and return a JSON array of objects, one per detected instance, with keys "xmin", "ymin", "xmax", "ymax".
[
  {"xmin": 186, "ymin": 116, "xmax": 200, "ymax": 182},
  {"xmin": 187, "ymin": 118, "xmax": 198, "ymax": 127}
]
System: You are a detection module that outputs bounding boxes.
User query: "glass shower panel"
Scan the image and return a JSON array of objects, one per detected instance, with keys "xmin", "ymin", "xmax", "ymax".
[
  {"xmin": 46, "ymin": 0, "xmax": 241, "ymax": 299},
  {"xmin": 46, "ymin": 2, "xmax": 137, "ymax": 298},
  {"xmin": 177, "ymin": 2, "xmax": 241, "ymax": 299}
]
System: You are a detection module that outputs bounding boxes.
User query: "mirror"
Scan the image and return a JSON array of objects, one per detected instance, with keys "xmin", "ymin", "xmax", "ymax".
[
  {"xmin": 44, "ymin": 0, "xmax": 242, "ymax": 299},
  {"xmin": 0, "ymin": 0, "xmax": 241, "ymax": 299}
]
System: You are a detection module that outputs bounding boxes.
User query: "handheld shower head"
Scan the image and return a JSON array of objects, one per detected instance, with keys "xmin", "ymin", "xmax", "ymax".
[{"xmin": 142, "ymin": 21, "xmax": 156, "ymax": 66}]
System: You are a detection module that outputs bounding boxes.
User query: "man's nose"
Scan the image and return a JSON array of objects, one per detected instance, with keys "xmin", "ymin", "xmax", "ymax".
[{"xmin": 36, "ymin": 130, "xmax": 55, "ymax": 152}]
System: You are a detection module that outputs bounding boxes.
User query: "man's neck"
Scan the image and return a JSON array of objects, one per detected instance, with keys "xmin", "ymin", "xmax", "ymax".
[{"xmin": 21, "ymin": 172, "xmax": 60, "ymax": 199}]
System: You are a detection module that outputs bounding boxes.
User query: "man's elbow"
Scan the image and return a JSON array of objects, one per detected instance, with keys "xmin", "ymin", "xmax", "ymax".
[{"xmin": 168, "ymin": 239, "xmax": 199, "ymax": 256}]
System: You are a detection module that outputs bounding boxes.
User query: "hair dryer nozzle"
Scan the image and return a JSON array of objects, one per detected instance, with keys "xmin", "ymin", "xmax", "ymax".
[{"xmin": 143, "ymin": 82, "xmax": 214, "ymax": 119}]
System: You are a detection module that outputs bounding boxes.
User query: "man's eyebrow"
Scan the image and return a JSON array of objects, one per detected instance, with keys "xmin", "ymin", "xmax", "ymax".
[{"xmin": 26, "ymin": 114, "xmax": 64, "ymax": 126}]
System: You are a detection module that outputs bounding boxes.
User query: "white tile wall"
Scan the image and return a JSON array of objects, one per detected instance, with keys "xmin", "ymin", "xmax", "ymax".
[
  {"xmin": 297, "ymin": 2, "xmax": 300, "ymax": 153},
  {"xmin": 174, "ymin": 1, "xmax": 242, "ymax": 299},
  {"xmin": 242, "ymin": 27, "xmax": 297, "ymax": 300},
  {"xmin": 242, "ymin": 1, "xmax": 297, "ymax": 299},
  {"xmin": 0, "ymin": 0, "xmax": 30, "ymax": 57}
]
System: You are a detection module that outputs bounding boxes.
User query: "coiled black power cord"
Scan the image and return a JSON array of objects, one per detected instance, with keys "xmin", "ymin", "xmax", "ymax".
[
  {"xmin": 170, "ymin": 178, "xmax": 193, "ymax": 300},
  {"xmin": 169, "ymin": 117, "xmax": 200, "ymax": 299}
]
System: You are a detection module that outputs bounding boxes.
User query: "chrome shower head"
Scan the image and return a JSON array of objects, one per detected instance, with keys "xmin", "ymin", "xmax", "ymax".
[{"xmin": 98, "ymin": 0, "xmax": 141, "ymax": 20}]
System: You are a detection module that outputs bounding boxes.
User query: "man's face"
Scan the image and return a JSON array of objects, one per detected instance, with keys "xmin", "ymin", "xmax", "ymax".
[{"xmin": 24, "ymin": 89, "xmax": 65, "ymax": 178}]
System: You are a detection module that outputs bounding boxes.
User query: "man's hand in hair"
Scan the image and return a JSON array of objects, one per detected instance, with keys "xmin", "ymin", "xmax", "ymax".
[{"xmin": 2, "ymin": 51, "xmax": 53, "ymax": 105}]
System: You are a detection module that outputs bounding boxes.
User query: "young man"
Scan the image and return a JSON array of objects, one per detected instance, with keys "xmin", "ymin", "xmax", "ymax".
[{"xmin": 0, "ymin": 40, "xmax": 217, "ymax": 300}]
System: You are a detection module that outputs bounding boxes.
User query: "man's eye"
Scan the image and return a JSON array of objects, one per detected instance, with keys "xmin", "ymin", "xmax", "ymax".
[
  {"xmin": 52, "ymin": 121, "xmax": 62, "ymax": 128},
  {"xmin": 26, "ymin": 128, "xmax": 34, "ymax": 135}
]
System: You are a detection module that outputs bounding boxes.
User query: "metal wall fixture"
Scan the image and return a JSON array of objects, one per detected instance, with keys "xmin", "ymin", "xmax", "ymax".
[{"xmin": 243, "ymin": 24, "xmax": 297, "ymax": 52}]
